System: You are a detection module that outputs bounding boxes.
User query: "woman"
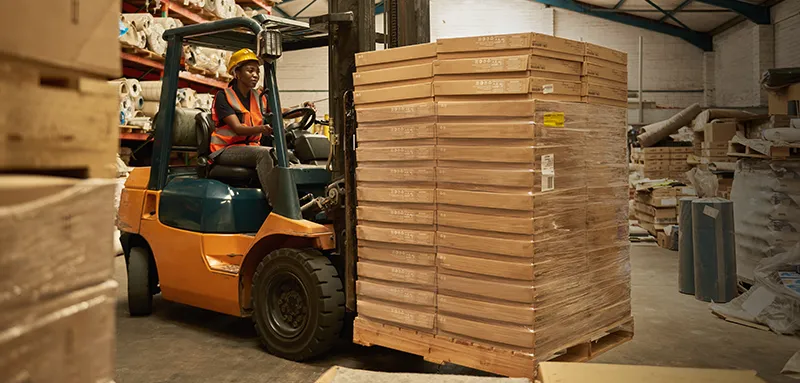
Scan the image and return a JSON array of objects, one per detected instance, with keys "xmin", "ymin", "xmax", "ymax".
[
  {"xmin": 210, "ymin": 48, "xmax": 273, "ymax": 192},
  {"xmin": 210, "ymin": 48, "xmax": 313, "ymax": 192}
]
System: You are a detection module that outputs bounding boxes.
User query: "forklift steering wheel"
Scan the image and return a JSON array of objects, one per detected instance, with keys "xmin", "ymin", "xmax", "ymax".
[{"xmin": 282, "ymin": 107, "xmax": 316, "ymax": 132}]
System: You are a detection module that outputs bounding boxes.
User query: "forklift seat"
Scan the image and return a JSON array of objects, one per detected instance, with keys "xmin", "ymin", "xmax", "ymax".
[{"xmin": 194, "ymin": 111, "xmax": 260, "ymax": 187}]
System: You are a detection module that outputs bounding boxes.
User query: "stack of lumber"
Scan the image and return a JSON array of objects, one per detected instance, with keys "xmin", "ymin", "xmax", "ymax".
[
  {"xmin": 353, "ymin": 43, "xmax": 438, "ymax": 333},
  {"xmin": 582, "ymin": 43, "xmax": 628, "ymax": 108},
  {"xmin": 633, "ymin": 182, "xmax": 696, "ymax": 238},
  {"xmin": 0, "ymin": 2, "xmax": 121, "ymax": 382},
  {"xmin": 352, "ymin": 33, "xmax": 632, "ymax": 379}
]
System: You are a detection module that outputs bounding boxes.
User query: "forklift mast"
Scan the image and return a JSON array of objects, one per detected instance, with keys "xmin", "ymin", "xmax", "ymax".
[{"xmin": 323, "ymin": 0, "xmax": 431, "ymax": 310}]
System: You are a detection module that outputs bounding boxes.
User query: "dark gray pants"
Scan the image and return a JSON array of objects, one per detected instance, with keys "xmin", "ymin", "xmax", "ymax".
[{"xmin": 213, "ymin": 145, "xmax": 274, "ymax": 192}]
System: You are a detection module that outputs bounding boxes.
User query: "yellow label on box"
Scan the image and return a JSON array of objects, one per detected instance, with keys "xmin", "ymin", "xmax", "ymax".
[{"xmin": 543, "ymin": 112, "xmax": 565, "ymax": 127}]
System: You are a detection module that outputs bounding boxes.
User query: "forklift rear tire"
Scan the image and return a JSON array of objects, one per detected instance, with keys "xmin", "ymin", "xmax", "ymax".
[
  {"xmin": 252, "ymin": 248, "xmax": 344, "ymax": 361},
  {"xmin": 128, "ymin": 247, "xmax": 153, "ymax": 316}
]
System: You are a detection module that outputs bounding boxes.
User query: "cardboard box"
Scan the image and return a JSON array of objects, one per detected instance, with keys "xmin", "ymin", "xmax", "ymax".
[
  {"xmin": 670, "ymin": 153, "xmax": 690, "ymax": 160},
  {"xmin": 670, "ymin": 146, "xmax": 694, "ymax": 153},
  {"xmin": 582, "ymin": 76, "xmax": 626, "ymax": 91},
  {"xmin": 643, "ymin": 147, "xmax": 671, "ymax": 153},
  {"xmin": 529, "ymin": 55, "xmax": 583, "ymax": 75},
  {"xmin": 356, "ymin": 42, "xmax": 436, "ymax": 69},
  {"xmin": 704, "ymin": 119, "xmax": 738, "ymax": 142},
  {"xmin": 768, "ymin": 83, "xmax": 800, "ymax": 115},
  {"xmin": 582, "ymin": 82, "xmax": 628, "ymax": 101},
  {"xmin": 530, "ymin": 78, "xmax": 581, "ymax": 96},
  {"xmin": 354, "ymin": 82, "xmax": 433, "ymax": 105},
  {"xmin": 0, "ymin": 281, "xmax": 117, "ymax": 383},
  {"xmin": 583, "ymin": 96, "xmax": 628, "ymax": 108},
  {"xmin": 702, "ymin": 148, "xmax": 729, "ymax": 157},
  {"xmin": 531, "ymin": 33, "xmax": 584, "ymax": 58},
  {"xmin": 0, "ymin": 176, "xmax": 116, "ymax": 329},
  {"xmin": 0, "ymin": 1, "xmax": 121, "ymax": 78},
  {"xmin": 433, "ymin": 55, "xmax": 529, "ymax": 75},
  {"xmin": 0, "ymin": 60, "xmax": 119, "ymax": 178},
  {"xmin": 355, "ymin": 101, "xmax": 436, "ymax": 123},
  {"xmin": 353, "ymin": 63, "xmax": 433, "ymax": 87},
  {"xmin": 643, "ymin": 152, "xmax": 670, "ymax": 160},
  {"xmin": 584, "ymin": 43, "xmax": 628, "ymax": 65},
  {"xmin": 582, "ymin": 62, "xmax": 628, "ymax": 82},
  {"xmin": 583, "ymin": 56, "xmax": 627, "ymax": 73},
  {"xmin": 643, "ymin": 160, "xmax": 670, "ymax": 167},
  {"xmin": 436, "ymin": 33, "xmax": 531, "ymax": 54},
  {"xmin": 434, "ymin": 78, "xmax": 529, "ymax": 96}
]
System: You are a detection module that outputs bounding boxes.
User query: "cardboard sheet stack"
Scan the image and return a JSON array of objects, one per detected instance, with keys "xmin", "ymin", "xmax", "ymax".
[
  {"xmin": 353, "ymin": 43, "xmax": 438, "ymax": 332},
  {"xmin": 353, "ymin": 33, "xmax": 632, "ymax": 366},
  {"xmin": 582, "ymin": 43, "xmax": 628, "ymax": 108},
  {"xmin": 633, "ymin": 182, "xmax": 696, "ymax": 238},
  {"xmin": 0, "ymin": 2, "xmax": 121, "ymax": 382},
  {"xmin": 631, "ymin": 146, "xmax": 692, "ymax": 181}
]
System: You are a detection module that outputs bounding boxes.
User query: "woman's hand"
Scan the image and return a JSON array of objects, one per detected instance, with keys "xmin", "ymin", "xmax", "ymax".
[
  {"xmin": 302, "ymin": 101, "xmax": 316, "ymax": 111},
  {"xmin": 256, "ymin": 125, "xmax": 273, "ymax": 135}
]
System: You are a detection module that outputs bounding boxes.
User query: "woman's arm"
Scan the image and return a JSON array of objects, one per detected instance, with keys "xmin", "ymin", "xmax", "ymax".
[{"xmin": 223, "ymin": 114, "xmax": 272, "ymax": 136}]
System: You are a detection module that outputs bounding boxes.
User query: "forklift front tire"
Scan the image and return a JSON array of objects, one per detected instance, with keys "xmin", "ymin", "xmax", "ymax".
[
  {"xmin": 128, "ymin": 247, "xmax": 153, "ymax": 316},
  {"xmin": 252, "ymin": 248, "xmax": 345, "ymax": 361}
]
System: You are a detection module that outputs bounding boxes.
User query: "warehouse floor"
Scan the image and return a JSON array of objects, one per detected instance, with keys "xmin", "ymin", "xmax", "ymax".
[{"xmin": 114, "ymin": 243, "xmax": 800, "ymax": 383}]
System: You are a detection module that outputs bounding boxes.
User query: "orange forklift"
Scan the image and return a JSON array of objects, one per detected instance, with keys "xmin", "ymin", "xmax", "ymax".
[{"xmin": 118, "ymin": 16, "xmax": 351, "ymax": 361}]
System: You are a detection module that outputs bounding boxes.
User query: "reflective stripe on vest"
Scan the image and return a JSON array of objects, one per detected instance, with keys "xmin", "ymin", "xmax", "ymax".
[{"xmin": 210, "ymin": 87, "xmax": 266, "ymax": 153}]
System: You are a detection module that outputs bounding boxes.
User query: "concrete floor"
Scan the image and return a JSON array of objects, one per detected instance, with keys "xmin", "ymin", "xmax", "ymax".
[{"xmin": 114, "ymin": 243, "xmax": 800, "ymax": 383}]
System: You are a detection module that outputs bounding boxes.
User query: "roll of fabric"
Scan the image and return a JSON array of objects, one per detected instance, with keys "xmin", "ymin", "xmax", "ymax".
[
  {"xmin": 128, "ymin": 116, "xmax": 153, "ymax": 131},
  {"xmin": 678, "ymin": 197, "xmax": 696, "ymax": 295},
  {"xmin": 177, "ymin": 88, "xmax": 197, "ymax": 108},
  {"xmin": 235, "ymin": 4, "xmax": 246, "ymax": 17},
  {"xmin": 109, "ymin": 79, "xmax": 129, "ymax": 97},
  {"xmin": 120, "ymin": 96, "xmax": 135, "ymax": 125},
  {"xmin": 141, "ymin": 101, "xmax": 160, "ymax": 118},
  {"xmin": 692, "ymin": 198, "xmax": 737, "ymax": 303},
  {"xmin": 195, "ymin": 93, "xmax": 214, "ymax": 110},
  {"xmin": 132, "ymin": 95, "xmax": 145, "ymax": 110},
  {"xmin": 151, "ymin": 17, "xmax": 180, "ymax": 30},
  {"xmin": 135, "ymin": 29, "xmax": 147, "ymax": 48},
  {"xmin": 146, "ymin": 24, "xmax": 167, "ymax": 56},
  {"xmin": 118, "ymin": 20, "xmax": 140, "ymax": 47},
  {"xmin": 139, "ymin": 81, "xmax": 162, "ymax": 101},
  {"xmin": 121, "ymin": 13, "xmax": 154, "ymax": 31},
  {"xmin": 125, "ymin": 78, "xmax": 142, "ymax": 99}
]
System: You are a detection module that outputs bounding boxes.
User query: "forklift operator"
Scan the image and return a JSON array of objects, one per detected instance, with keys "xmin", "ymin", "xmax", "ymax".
[{"xmin": 210, "ymin": 48, "xmax": 313, "ymax": 193}]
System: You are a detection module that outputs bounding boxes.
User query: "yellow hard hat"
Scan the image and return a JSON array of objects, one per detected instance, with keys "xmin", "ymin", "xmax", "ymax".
[{"xmin": 227, "ymin": 48, "xmax": 260, "ymax": 75}]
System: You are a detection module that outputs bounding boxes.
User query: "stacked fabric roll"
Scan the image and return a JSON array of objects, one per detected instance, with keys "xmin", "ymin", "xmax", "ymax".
[
  {"xmin": 120, "ymin": 14, "xmax": 182, "ymax": 57},
  {"xmin": 185, "ymin": 46, "xmax": 231, "ymax": 78},
  {"xmin": 109, "ymin": 78, "xmax": 145, "ymax": 125},
  {"xmin": 118, "ymin": 14, "xmax": 149, "ymax": 48},
  {"xmin": 204, "ymin": 0, "xmax": 236, "ymax": 19}
]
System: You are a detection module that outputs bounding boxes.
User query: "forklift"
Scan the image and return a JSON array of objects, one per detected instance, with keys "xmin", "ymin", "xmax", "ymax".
[{"xmin": 118, "ymin": 16, "xmax": 352, "ymax": 361}]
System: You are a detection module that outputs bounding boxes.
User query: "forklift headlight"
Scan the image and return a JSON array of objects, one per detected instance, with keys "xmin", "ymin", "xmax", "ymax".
[{"xmin": 258, "ymin": 29, "xmax": 283, "ymax": 60}]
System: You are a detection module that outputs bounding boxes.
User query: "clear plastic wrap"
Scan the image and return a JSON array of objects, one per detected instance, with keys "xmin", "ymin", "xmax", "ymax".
[
  {"xmin": 711, "ymin": 243, "xmax": 800, "ymax": 334},
  {"xmin": 732, "ymin": 159, "xmax": 800, "ymax": 283},
  {"xmin": 0, "ymin": 177, "xmax": 116, "ymax": 328}
]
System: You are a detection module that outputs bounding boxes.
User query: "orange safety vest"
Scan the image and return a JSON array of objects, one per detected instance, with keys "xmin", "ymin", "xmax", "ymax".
[{"xmin": 210, "ymin": 87, "xmax": 268, "ymax": 153}]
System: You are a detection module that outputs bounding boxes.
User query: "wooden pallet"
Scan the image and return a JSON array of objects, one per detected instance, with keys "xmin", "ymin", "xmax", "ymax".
[
  {"xmin": 0, "ymin": 57, "xmax": 118, "ymax": 178},
  {"xmin": 728, "ymin": 141, "xmax": 800, "ymax": 160},
  {"xmin": 352, "ymin": 316, "xmax": 634, "ymax": 380},
  {"xmin": 121, "ymin": 43, "xmax": 165, "ymax": 63},
  {"xmin": 119, "ymin": 125, "xmax": 148, "ymax": 134}
]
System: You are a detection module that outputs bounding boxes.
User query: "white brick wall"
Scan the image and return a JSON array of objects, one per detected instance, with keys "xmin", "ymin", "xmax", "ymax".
[
  {"xmin": 713, "ymin": 21, "xmax": 758, "ymax": 107},
  {"xmin": 773, "ymin": 0, "xmax": 800, "ymax": 68}
]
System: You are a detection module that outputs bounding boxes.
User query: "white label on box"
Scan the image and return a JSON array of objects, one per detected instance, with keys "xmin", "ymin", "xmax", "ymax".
[
  {"xmin": 703, "ymin": 205, "xmax": 720, "ymax": 219},
  {"xmin": 542, "ymin": 175, "xmax": 555, "ymax": 191},
  {"xmin": 542, "ymin": 84, "xmax": 554, "ymax": 94},
  {"xmin": 541, "ymin": 154, "xmax": 555, "ymax": 191},
  {"xmin": 660, "ymin": 198, "xmax": 677, "ymax": 206}
]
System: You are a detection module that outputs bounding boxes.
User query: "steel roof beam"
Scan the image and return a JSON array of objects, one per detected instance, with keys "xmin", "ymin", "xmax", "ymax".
[
  {"xmin": 658, "ymin": 0, "xmax": 693, "ymax": 22},
  {"xmin": 693, "ymin": 0, "xmax": 770, "ymax": 24},
  {"xmin": 531, "ymin": 0, "xmax": 713, "ymax": 51},
  {"xmin": 645, "ymin": 0, "xmax": 690, "ymax": 29},
  {"xmin": 613, "ymin": 0, "xmax": 627, "ymax": 9}
]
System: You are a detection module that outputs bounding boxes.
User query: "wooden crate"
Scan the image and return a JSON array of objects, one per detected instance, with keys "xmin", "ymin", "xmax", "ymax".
[
  {"xmin": 353, "ymin": 316, "xmax": 634, "ymax": 379},
  {"xmin": 0, "ymin": 57, "xmax": 119, "ymax": 178}
]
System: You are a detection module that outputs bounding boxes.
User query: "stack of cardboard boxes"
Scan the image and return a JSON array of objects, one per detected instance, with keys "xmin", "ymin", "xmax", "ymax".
[
  {"xmin": 633, "ymin": 182, "xmax": 696, "ymax": 241},
  {"xmin": 630, "ymin": 146, "xmax": 692, "ymax": 181},
  {"xmin": 0, "ymin": 2, "xmax": 121, "ymax": 382},
  {"xmin": 694, "ymin": 119, "xmax": 738, "ymax": 167},
  {"xmin": 352, "ymin": 33, "xmax": 632, "ymax": 376},
  {"xmin": 582, "ymin": 43, "xmax": 628, "ymax": 108},
  {"xmin": 352, "ymin": 43, "xmax": 438, "ymax": 332}
]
